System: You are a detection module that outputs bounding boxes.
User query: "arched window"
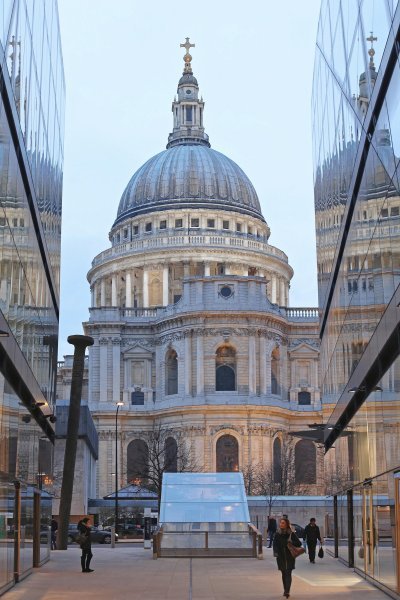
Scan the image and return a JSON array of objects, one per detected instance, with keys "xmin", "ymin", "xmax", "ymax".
[
  {"xmin": 127, "ymin": 439, "xmax": 149, "ymax": 483},
  {"xmin": 216, "ymin": 345, "xmax": 236, "ymax": 391},
  {"xmin": 149, "ymin": 277, "xmax": 162, "ymax": 306},
  {"xmin": 166, "ymin": 349, "xmax": 178, "ymax": 395},
  {"xmin": 164, "ymin": 437, "xmax": 178, "ymax": 472},
  {"xmin": 273, "ymin": 437, "xmax": 282, "ymax": 483},
  {"xmin": 216, "ymin": 435, "xmax": 239, "ymax": 472},
  {"xmin": 271, "ymin": 348, "xmax": 281, "ymax": 395},
  {"xmin": 295, "ymin": 440, "xmax": 316, "ymax": 484},
  {"xmin": 298, "ymin": 391, "xmax": 311, "ymax": 405}
]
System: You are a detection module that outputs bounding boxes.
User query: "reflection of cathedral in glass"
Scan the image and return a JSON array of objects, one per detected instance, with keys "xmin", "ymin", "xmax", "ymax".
[
  {"xmin": 0, "ymin": 0, "xmax": 65, "ymax": 590},
  {"xmin": 82, "ymin": 39, "xmax": 323, "ymax": 502},
  {"xmin": 313, "ymin": 2, "xmax": 400, "ymax": 595}
]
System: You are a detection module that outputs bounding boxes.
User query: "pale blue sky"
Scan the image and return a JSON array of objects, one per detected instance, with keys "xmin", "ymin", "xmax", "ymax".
[{"xmin": 57, "ymin": 0, "xmax": 321, "ymax": 358}]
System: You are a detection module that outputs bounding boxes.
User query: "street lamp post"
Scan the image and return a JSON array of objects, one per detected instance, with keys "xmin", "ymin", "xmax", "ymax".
[{"xmin": 115, "ymin": 401, "xmax": 124, "ymax": 536}]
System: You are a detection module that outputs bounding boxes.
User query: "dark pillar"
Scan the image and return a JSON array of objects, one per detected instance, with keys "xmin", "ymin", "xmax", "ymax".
[
  {"xmin": 347, "ymin": 489, "xmax": 354, "ymax": 567},
  {"xmin": 57, "ymin": 335, "xmax": 93, "ymax": 550},
  {"xmin": 333, "ymin": 495, "xmax": 338, "ymax": 558}
]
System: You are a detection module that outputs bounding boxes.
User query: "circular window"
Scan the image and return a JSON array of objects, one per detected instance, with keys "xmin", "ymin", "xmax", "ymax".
[
  {"xmin": 220, "ymin": 286, "xmax": 233, "ymax": 298},
  {"xmin": 185, "ymin": 89, "xmax": 192, "ymax": 94}
]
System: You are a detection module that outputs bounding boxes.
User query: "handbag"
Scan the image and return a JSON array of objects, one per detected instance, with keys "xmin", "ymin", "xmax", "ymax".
[
  {"xmin": 287, "ymin": 533, "xmax": 306, "ymax": 558},
  {"xmin": 76, "ymin": 532, "xmax": 87, "ymax": 545},
  {"xmin": 318, "ymin": 545, "xmax": 324, "ymax": 559}
]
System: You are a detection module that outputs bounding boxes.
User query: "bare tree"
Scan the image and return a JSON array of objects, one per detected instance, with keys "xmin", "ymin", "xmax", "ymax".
[
  {"xmin": 241, "ymin": 462, "xmax": 261, "ymax": 496},
  {"xmin": 132, "ymin": 423, "xmax": 200, "ymax": 510}
]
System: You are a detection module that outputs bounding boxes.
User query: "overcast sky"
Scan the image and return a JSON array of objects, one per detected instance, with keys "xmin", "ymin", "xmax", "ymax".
[{"xmin": 57, "ymin": 0, "xmax": 321, "ymax": 359}]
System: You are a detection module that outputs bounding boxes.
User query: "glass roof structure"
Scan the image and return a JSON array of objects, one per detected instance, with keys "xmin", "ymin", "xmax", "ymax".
[{"xmin": 160, "ymin": 473, "xmax": 250, "ymax": 523}]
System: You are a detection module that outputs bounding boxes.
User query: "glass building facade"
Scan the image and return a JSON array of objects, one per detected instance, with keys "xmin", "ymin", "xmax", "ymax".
[
  {"xmin": 313, "ymin": 0, "xmax": 400, "ymax": 595},
  {"xmin": 0, "ymin": 0, "xmax": 64, "ymax": 592}
]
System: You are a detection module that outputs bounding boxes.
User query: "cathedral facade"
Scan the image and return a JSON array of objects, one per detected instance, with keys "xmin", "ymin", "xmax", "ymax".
[{"xmin": 83, "ymin": 41, "xmax": 323, "ymax": 499}]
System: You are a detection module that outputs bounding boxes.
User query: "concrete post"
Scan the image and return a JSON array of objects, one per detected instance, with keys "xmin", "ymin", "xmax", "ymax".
[{"xmin": 58, "ymin": 335, "xmax": 94, "ymax": 550}]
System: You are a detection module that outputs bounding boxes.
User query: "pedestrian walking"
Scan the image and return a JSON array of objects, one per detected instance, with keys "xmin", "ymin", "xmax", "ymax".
[
  {"xmin": 77, "ymin": 517, "xmax": 94, "ymax": 573},
  {"xmin": 303, "ymin": 517, "xmax": 322, "ymax": 563},
  {"xmin": 273, "ymin": 517, "xmax": 302, "ymax": 598},
  {"xmin": 267, "ymin": 515, "xmax": 277, "ymax": 548},
  {"xmin": 51, "ymin": 517, "xmax": 58, "ymax": 550}
]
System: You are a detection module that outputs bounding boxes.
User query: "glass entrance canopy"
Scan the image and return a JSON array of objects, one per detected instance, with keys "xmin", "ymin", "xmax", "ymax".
[{"xmin": 160, "ymin": 472, "xmax": 250, "ymax": 523}]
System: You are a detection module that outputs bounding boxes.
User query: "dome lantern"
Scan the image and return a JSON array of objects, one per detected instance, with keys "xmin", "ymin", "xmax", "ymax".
[{"xmin": 167, "ymin": 37, "xmax": 210, "ymax": 149}]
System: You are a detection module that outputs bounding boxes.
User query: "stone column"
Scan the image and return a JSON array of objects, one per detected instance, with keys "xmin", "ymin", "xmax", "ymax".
[
  {"xmin": 125, "ymin": 272, "xmax": 132, "ymax": 308},
  {"xmin": 259, "ymin": 337, "xmax": 267, "ymax": 395},
  {"xmin": 112, "ymin": 339, "xmax": 121, "ymax": 402},
  {"xmin": 196, "ymin": 335, "xmax": 204, "ymax": 395},
  {"xmin": 100, "ymin": 278, "xmax": 106, "ymax": 306},
  {"xmin": 248, "ymin": 335, "xmax": 256, "ymax": 395},
  {"xmin": 143, "ymin": 269, "xmax": 149, "ymax": 307},
  {"xmin": 266, "ymin": 346, "xmax": 272, "ymax": 394},
  {"xmin": 204, "ymin": 262, "xmax": 210, "ymax": 276},
  {"xmin": 183, "ymin": 261, "xmax": 190, "ymax": 277},
  {"xmin": 99, "ymin": 339, "xmax": 108, "ymax": 402},
  {"xmin": 225, "ymin": 263, "xmax": 231, "ymax": 275},
  {"xmin": 184, "ymin": 334, "xmax": 192, "ymax": 396},
  {"xmin": 271, "ymin": 276, "xmax": 277, "ymax": 304},
  {"xmin": 162, "ymin": 265, "xmax": 169, "ymax": 306},
  {"xmin": 111, "ymin": 274, "xmax": 117, "ymax": 306},
  {"xmin": 91, "ymin": 286, "xmax": 95, "ymax": 308},
  {"xmin": 280, "ymin": 279, "xmax": 285, "ymax": 306}
]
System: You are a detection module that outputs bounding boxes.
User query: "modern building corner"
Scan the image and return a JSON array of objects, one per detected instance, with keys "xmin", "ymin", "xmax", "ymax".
[
  {"xmin": 313, "ymin": 1, "xmax": 400, "ymax": 595},
  {"xmin": 0, "ymin": 0, "xmax": 65, "ymax": 592}
]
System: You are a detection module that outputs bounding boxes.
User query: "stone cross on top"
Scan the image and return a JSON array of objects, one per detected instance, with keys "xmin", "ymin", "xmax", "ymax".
[
  {"xmin": 180, "ymin": 37, "xmax": 195, "ymax": 73},
  {"xmin": 366, "ymin": 31, "xmax": 377, "ymax": 66}
]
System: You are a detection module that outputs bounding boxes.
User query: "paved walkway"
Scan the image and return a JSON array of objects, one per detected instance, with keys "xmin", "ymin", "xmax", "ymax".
[{"xmin": 3, "ymin": 546, "xmax": 392, "ymax": 600}]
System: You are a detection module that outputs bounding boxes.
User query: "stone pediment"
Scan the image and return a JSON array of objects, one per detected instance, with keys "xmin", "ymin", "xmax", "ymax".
[
  {"xmin": 123, "ymin": 342, "xmax": 153, "ymax": 357},
  {"xmin": 289, "ymin": 342, "xmax": 319, "ymax": 356}
]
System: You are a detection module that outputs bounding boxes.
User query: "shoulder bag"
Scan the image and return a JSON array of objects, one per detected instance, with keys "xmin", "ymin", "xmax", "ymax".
[{"xmin": 287, "ymin": 533, "xmax": 306, "ymax": 558}]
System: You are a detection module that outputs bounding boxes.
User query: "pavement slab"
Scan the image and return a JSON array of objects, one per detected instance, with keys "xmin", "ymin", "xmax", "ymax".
[{"xmin": 2, "ymin": 545, "xmax": 393, "ymax": 600}]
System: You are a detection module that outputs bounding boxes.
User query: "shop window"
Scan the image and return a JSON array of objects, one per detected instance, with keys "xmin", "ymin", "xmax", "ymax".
[
  {"xmin": 295, "ymin": 440, "xmax": 316, "ymax": 484},
  {"xmin": 127, "ymin": 440, "xmax": 149, "ymax": 483},
  {"xmin": 216, "ymin": 435, "xmax": 238, "ymax": 472},
  {"xmin": 166, "ymin": 349, "xmax": 178, "ymax": 395}
]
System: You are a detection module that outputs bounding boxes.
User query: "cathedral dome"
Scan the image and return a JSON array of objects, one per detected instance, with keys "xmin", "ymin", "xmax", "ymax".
[
  {"xmin": 113, "ymin": 40, "xmax": 265, "ymax": 227},
  {"xmin": 114, "ymin": 144, "xmax": 264, "ymax": 226}
]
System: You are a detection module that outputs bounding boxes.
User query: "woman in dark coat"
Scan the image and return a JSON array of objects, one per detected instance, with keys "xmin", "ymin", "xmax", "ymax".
[
  {"xmin": 77, "ymin": 517, "xmax": 94, "ymax": 573},
  {"xmin": 273, "ymin": 517, "xmax": 302, "ymax": 598}
]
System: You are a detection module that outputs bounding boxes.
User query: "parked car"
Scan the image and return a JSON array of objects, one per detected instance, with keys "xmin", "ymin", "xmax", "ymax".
[
  {"xmin": 104, "ymin": 524, "xmax": 144, "ymax": 538},
  {"xmin": 67, "ymin": 526, "xmax": 118, "ymax": 544},
  {"xmin": 292, "ymin": 523, "xmax": 305, "ymax": 539}
]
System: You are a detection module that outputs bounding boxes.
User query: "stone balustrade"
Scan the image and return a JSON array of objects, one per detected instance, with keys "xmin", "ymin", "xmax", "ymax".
[{"xmin": 91, "ymin": 229, "xmax": 289, "ymax": 268}]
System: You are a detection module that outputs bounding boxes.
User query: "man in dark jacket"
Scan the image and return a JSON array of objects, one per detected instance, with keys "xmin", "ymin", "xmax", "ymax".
[
  {"xmin": 77, "ymin": 517, "xmax": 94, "ymax": 573},
  {"xmin": 267, "ymin": 515, "xmax": 277, "ymax": 548},
  {"xmin": 303, "ymin": 518, "xmax": 322, "ymax": 563}
]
